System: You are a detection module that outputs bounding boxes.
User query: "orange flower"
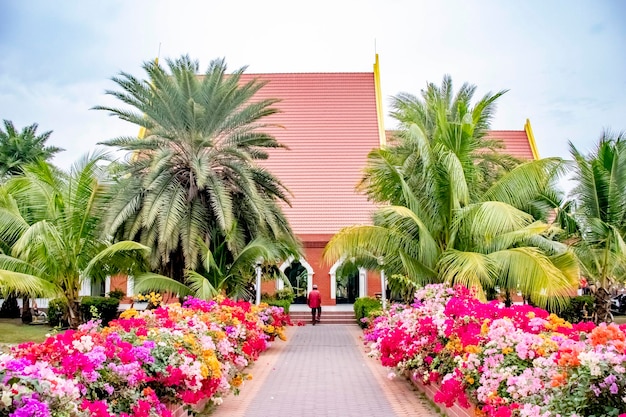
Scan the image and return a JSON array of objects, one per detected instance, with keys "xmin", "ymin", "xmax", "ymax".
[
  {"xmin": 590, "ymin": 323, "xmax": 626, "ymax": 347},
  {"xmin": 557, "ymin": 348, "xmax": 581, "ymax": 367},
  {"xmin": 550, "ymin": 372, "xmax": 567, "ymax": 387}
]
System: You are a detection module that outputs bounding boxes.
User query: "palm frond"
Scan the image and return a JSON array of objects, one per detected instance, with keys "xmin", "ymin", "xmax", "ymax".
[
  {"xmin": 438, "ymin": 249, "xmax": 495, "ymax": 291},
  {"xmin": 133, "ymin": 272, "xmax": 192, "ymax": 297},
  {"xmin": 488, "ymin": 247, "xmax": 578, "ymax": 310},
  {"xmin": 0, "ymin": 270, "xmax": 59, "ymax": 297}
]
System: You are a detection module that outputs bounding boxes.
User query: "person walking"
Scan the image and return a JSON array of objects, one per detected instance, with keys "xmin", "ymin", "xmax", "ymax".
[{"xmin": 307, "ymin": 284, "xmax": 322, "ymax": 325}]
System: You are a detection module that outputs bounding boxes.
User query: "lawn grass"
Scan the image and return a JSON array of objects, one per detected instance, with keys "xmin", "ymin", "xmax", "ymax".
[{"xmin": 0, "ymin": 318, "xmax": 54, "ymax": 345}]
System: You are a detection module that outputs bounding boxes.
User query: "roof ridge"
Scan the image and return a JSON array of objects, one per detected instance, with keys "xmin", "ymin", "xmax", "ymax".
[{"xmin": 244, "ymin": 72, "xmax": 374, "ymax": 76}]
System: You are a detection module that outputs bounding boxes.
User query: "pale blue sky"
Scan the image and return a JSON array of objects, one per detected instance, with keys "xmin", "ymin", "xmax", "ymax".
[{"xmin": 0, "ymin": 0, "xmax": 624, "ymax": 191}]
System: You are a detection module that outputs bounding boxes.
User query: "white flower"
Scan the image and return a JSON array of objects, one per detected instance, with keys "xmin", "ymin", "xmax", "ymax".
[{"xmin": 1, "ymin": 390, "xmax": 12, "ymax": 407}]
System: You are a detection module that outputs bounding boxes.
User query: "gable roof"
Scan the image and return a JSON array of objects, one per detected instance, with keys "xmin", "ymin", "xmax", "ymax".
[
  {"xmin": 243, "ymin": 71, "xmax": 539, "ymax": 238},
  {"xmin": 240, "ymin": 72, "xmax": 382, "ymax": 236},
  {"xmin": 485, "ymin": 119, "xmax": 540, "ymax": 160}
]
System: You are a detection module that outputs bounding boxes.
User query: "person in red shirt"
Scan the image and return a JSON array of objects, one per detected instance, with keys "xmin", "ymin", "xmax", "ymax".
[{"xmin": 307, "ymin": 284, "xmax": 322, "ymax": 325}]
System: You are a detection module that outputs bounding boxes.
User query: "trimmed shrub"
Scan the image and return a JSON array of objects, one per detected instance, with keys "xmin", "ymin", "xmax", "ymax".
[
  {"xmin": 354, "ymin": 297, "xmax": 382, "ymax": 328},
  {"xmin": 263, "ymin": 299, "xmax": 291, "ymax": 314},
  {"xmin": 80, "ymin": 296, "xmax": 120, "ymax": 326},
  {"xmin": 48, "ymin": 298, "xmax": 69, "ymax": 328}
]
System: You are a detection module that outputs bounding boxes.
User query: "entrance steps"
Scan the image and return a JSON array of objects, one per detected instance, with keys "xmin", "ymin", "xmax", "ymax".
[{"xmin": 289, "ymin": 310, "xmax": 356, "ymax": 325}]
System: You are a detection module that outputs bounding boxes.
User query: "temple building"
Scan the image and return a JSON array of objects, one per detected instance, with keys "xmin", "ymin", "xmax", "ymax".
[
  {"xmin": 91, "ymin": 56, "xmax": 540, "ymax": 307},
  {"xmin": 247, "ymin": 56, "xmax": 539, "ymax": 305}
]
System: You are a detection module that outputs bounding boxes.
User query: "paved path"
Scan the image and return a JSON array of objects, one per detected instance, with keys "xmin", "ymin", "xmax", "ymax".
[{"xmin": 210, "ymin": 325, "xmax": 438, "ymax": 417}]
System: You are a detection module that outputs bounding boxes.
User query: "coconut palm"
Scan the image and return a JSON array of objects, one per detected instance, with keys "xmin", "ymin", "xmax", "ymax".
[
  {"xmin": 0, "ymin": 120, "xmax": 64, "ymax": 176},
  {"xmin": 95, "ymin": 55, "xmax": 300, "ymax": 281},
  {"xmin": 567, "ymin": 133, "xmax": 626, "ymax": 286},
  {"xmin": 0, "ymin": 154, "xmax": 151, "ymax": 327},
  {"xmin": 565, "ymin": 132, "xmax": 626, "ymax": 321},
  {"xmin": 324, "ymin": 76, "xmax": 578, "ymax": 309}
]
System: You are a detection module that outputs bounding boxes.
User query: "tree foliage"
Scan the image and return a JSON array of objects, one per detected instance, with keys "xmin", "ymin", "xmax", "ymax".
[
  {"xmin": 567, "ymin": 131, "xmax": 626, "ymax": 288},
  {"xmin": 0, "ymin": 155, "xmax": 151, "ymax": 327},
  {"xmin": 95, "ymin": 55, "xmax": 300, "ymax": 291},
  {"xmin": 324, "ymin": 76, "xmax": 578, "ymax": 309},
  {"xmin": 0, "ymin": 120, "xmax": 63, "ymax": 176}
]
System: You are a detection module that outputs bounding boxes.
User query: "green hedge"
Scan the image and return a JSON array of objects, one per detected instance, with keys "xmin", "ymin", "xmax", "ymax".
[
  {"xmin": 354, "ymin": 297, "xmax": 382, "ymax": 328},
  {"xmin": 48, "ymin": 298, "xmax": 69, "ymax": 328},
  {"xmin": 80, "ymin": 296, "xmax": 120, "ymax": 326},
  {"xmin": 558, "ymin": 295, "xmax": 594, "ymax": 323},
  {"xmin": 263, "ymin": 299, "xmax": 291, "ymax": 314}
]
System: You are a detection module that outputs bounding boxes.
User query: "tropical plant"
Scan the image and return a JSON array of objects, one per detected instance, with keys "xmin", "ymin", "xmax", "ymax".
[
  {"xmin": 324, "ymin": 76, "xmax": 578, "ymax": 309},
  {"xmin": 132, "ymin": 236, "xmax": 292, "ymax": 301},
  {"xmin": 567, "ymin": 132, "xmax": 626, "ymax": 287},
  {"xmin": 565, "ymin": 131, "xmax": 626, "ymax": 322},
  {"xmin": 0, "ymin": 120, "xmax": 63, "ymax": 176},
  {"xmin": 94, "ymin": 55, "xmax": 300, "ymax": 284},
  {"xmin": 0, "ymin": 154, "xmax": 151, "ymax": 327}
]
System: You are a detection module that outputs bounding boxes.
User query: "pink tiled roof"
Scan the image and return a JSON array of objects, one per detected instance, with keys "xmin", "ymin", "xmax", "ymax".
[
  {"xmin": 241, "ymin": 73, "xmax": 536, "ymax": 236},
  {"xmin": 240, "ymin": 73, "xmax": 381, "ymax": 235},
  {"xmin": 485, "ymin": 130, "xmax": 535, "ymax": 160}
]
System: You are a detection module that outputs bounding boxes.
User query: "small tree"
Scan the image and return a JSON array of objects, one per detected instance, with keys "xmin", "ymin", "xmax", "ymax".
[{"xmin": 0, "ymin": 154, "xmax": 151, "ymax": 328}]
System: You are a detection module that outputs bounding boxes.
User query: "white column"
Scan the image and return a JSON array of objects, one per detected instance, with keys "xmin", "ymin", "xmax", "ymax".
[
  {"xmin": 127, "ymin": 276, "xmax": 135, "ymax": 297},
  {"xmin": 105, "ymin": 276, "xmax": 111, "ymax": 296},
  {"xmin": 255, "ymin": 264, "xmax": 262, "ymax": 305},
  {"xmin": 380, "ymin": 270, "xmax": 386, "ymax": 310},
  {"xmin": 79, "ymin": 278, "xmax": 92, "ymax": 296},
  {"xmin": 358, "ymin": 267, "xmax": 367, "ymax": 298}
]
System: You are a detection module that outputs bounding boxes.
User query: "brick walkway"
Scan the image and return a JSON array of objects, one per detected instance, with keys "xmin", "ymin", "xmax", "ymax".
[{"xmin": 210, "ymin": 325, "xmax": 439, "ymax": 417}]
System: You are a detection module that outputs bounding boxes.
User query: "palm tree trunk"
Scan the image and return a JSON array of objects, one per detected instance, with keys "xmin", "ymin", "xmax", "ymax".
[
  {"xmin": 21, "ymin": 295, "xmax": 32, "ymax": 323},
  {"xmin": 594, "ymin": 287, "xmax": 613, "ymax": 323},
  {"xmin": 503, "ymin": 289, "xmax": 512, "ymax": 307}
]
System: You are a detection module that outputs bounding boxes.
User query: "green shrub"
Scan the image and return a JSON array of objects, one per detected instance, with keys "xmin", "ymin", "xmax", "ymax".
[
  {"xmin": 107, "ymin": 289, "xmax": 126, "ymax": 300},
  {"xmin": 263, "ymin": 299, "xmax": 291, "ymax": 314},
  {"xmin": 274, "ymin": 288, "xmax": 295, "ymax": 304},
  {"xmin": 0, "ymin": 294, "xmax": 20, "ymax": 318},
  {"xmin": 48, "ymin": 298, "xmax": 69, "ymax": 328},
  {"xmin": 558, "ymin": 295, "xmax": 594, "ymax": 323},
  {"xmin": 354, "ymin": 297, "xmax": 382, "ymax": 328},
  {"xmin": 80, "ymin": 296, "xmax": 120, "ymax": 326}
]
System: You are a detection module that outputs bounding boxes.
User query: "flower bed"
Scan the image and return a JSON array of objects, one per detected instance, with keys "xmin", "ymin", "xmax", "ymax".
[
  {"xmin": 0, "ymin": 298, "xmax": 290, "ymax": 416},
  {"xmin": 364, "ymin": 284, "xmax": 626, "ymax": 417}
]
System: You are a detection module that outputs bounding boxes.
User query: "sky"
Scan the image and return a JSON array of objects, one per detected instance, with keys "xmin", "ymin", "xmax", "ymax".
[{"xmin": 0, "ymin": 0, "xmax": 624, "ymax": 191}]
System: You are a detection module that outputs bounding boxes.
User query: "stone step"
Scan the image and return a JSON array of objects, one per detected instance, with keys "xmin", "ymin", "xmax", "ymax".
[{"xmin": 289, "ymin": 310, "xmax": 356, "ymax": 325}]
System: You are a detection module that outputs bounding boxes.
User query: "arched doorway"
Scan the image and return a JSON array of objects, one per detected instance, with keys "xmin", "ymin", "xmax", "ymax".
[
  {"xmin": 334, "ymin": 260, "xmax": 361, "ymax": 304},
  {"xmin": 285, "ymin": 261, "xmax": 308, "ymax": 304},
  {"xmin": 336, "ymin": 270, "xmax": 359, "ymax": 304}
]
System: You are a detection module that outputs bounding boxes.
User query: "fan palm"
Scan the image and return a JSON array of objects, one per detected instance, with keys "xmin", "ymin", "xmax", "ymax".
[
  {"xmin": 0, "ymin": 120, "xmax": 64, "ymax": 176},
  {"xmin": 0, "ymin": 155, "xmax": 151, "ymax": 327},
  {"xmin": 95, "ymin": 55, "xmax": 300, "ymax": 281},
  {"xmin": 324, "ymin": 76, "xmax": 578, "ymax": 309}
]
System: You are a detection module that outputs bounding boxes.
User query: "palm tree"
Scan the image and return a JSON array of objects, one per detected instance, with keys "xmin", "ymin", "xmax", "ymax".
[
  {"xmin": 0, "ymin": 120, "xmax": 64, "ymax": 176},
  {"xmin": 132, "ymin": 236, "xmax": 292, "ymax": 301},
  {"xmin": 0, "ymin": 155, "xmax": 151, "ymax": 327},
  {"xmin": 324, "ymin": 76, "xmax": 578, "ymax": 309},
  {"xmin": 95, "ymin": 55, "xmax": 300, "ymax": 283},
  {"xmin": 566, "ymin": 132, "xmax": 626, "ymax": 321}
]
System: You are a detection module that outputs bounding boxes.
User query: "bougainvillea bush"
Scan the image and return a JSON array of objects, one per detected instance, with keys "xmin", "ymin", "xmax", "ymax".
[
  {"xmin": 364, "ymin": 284, "xmax": 626, "ymax": 417},
  {"xmin": 0, "ymin": 298, "xmax": 290, "ymax": 417}
]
